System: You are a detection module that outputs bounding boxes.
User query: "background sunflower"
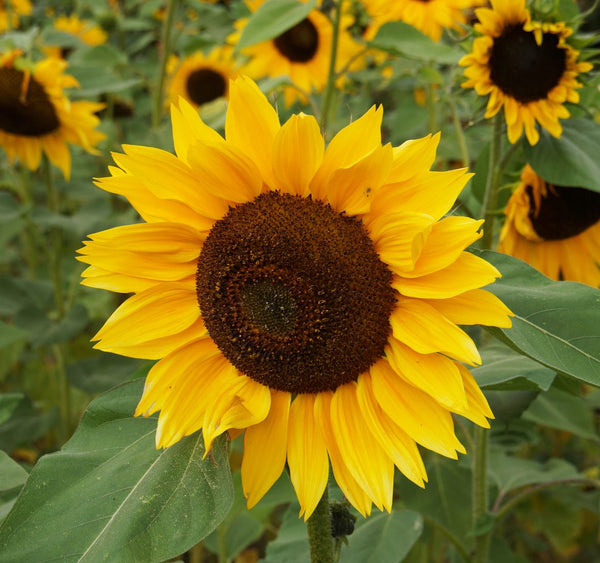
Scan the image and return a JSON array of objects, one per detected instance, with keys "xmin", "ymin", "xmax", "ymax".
[
  {"xmin": 459, "ymin": 0, "xmax": 593, "ymax": 144},
  {"xmin": 0, "ymin": 50, "xmax": 105, "ymax": 179}
]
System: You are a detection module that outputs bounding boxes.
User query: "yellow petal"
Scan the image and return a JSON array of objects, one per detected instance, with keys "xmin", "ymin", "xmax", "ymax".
[
  {"xmin": 314, "ymin": 391, "xmax": 373, "ymax": 517},
  {"xmin": 393, "ymin": 251, "xmax": 501, "ymax": 299},
  {"xmin": 93, "ymin": 282, "xmax": 205, "ymax": 359},
  {"xmin": 389, "ymin": 133, "xmax": 440, "ymax": 183},
  {"xmin": 356, "ymin": 374, "xmax": 427, "ymax": 487},
  {"xmin": 386, "ymin": 339, "xmax": 468, "ymax": 410},
  {"xmin": 226, "ymin": 76, "xmax": 280, "ymax": 189},
  {"xmin": 452, "ymin": 363, "xmax": 494, "ymax": 427},
  {"xmin": 287, "ymin": 394, "xmax": 329, "ymax": 520},
  {"xmin": 390, "ymin": 297, "xmax": 481, "ymax": 365},
  {"xmin": 272, "ymin": 113, "xmax": 324, "ymax": 197},
  {"xmin": 242, "ymin": 390, "xmax": 291, "ymax": 509},
  {"xmin": 422, "ymin": 288, "xmax": 513, "ymax": 327},
  {"xmin": 330, "ymin": 383, "xmax": 394, "ymax": 512},
  {"xmin": 370, "ymin": 359, "xmax": 465, "ymax": 458}
]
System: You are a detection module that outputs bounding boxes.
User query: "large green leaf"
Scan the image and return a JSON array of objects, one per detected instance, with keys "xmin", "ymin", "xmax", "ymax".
[
  {"xmin": 369, "ymin": 22, "xmax": 461, "ymax": 64},
  {"xmin": 0, "ymin": 451, "xmax": 28, "ymax": 493},
  {"xmin": 523, "ymin": 119, "xmax": 600, "ymax": 193},
  {"xmin": 236, "ymin": 0, "xmax": 317, "ymax": 50},
  {"xmin": 479, "ymin": 251, "xmax": 600, "ymax": 386},
  {"xmin": 0, "ymin": 380, "xmax": 234, "ymax": 562},
  {"xmin": 340, "ymin": 510, "xmax": 423, "ymax": 563}
]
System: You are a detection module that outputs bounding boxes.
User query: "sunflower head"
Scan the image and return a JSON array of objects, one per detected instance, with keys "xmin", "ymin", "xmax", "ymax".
[
  {"xmin": 498, "ymin": 164, "xmax": 600, "ymax": 285},
  {"xmin": 460, "ymin": 0, "xmax": 593, "ymax": 144},
  {"xmin": 43, "ymin": 14, "xmax": 108, "ymax": 59},
  {"xmin": 0, "ymin": 50, "xmax": 105, "ymax": 178},
  {"xmin": 167, "ymin": 47, "xmax": 238, "ymax": 109},
  {"xmin": 81, "ymin": 76, "xmax": 512, "ymax": 519},
  {"xmin": 232, "ymin": 1, "xmax": 362, "ymax": 106}
]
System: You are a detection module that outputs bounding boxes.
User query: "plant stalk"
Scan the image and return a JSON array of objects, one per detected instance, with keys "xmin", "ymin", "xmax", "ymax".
[
  {"xmin": 320, "ymin": 0, "xmax": 344, "ymax": 133},
  {"xmin": 306, "ymin": 487, "xmax": 334, "ymax": 563},
  {"xmin": 481, "ymin": 114, "xmax": 503, "ymax": 249},
  {"xmin": 471, "ymin": 426, "xmax": 491, "ymax": 563}
]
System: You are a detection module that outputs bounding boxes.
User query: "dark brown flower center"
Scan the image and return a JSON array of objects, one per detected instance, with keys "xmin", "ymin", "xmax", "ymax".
[
  {"xmin": 489, "ymin": 24, "xmax": 567, "ymax": 103},
  {"xmin": 273, "ymin": 18, "xmax": 319, "ymax": 63},
  {"xmin": 0, "ymin": 67, "xmax": 60, "ymax": 136},
  {"xmin": 185, "ymin": 68, "xmax": 227, "ymax": 106},
  {"xmin": 196, "ymin": 192, "xmax": 396, "ymax": 394},
  {"xmin": 526, "ymin": 183, "xmax": 600, "ymax": 240}
]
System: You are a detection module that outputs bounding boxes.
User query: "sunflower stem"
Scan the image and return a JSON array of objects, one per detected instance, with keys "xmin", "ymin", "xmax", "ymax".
[
  {"xmin": 481, "ymin": 114, "xmax": 503, "ymax": 249},
  {"xmin": 448, "ymin": 94, "xmax": 469, "ymax": 168},
  {"xmin": 152, "ymin": 0, "xmax": 179, "ymax": 129},
  {"xmin": 306, "ymin": 487, "xmax": 334, "ymax": 563},
  {"xmin": 320, "ymin": 0, "xmax": 344, "ymax": 134},
  {"xmin": 17, "ymin": 166, "xmax": 39, "ymax": 278},
  {"xmin": 471, "ymin": 426, "xmax": 491, "ymax": 563}
]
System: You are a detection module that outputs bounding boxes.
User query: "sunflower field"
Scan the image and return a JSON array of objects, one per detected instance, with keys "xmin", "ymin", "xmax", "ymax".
[{"xmin": 0, "ymin": 0, "xmax": 599, "ymax": 561}]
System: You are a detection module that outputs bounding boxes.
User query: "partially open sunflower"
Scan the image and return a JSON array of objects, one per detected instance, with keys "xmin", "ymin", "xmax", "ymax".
[
  {"xmin": 167, "ymin": 47, "xmax": 237, "ymax": 109},
  {"xmin": 498, "ymin": 164, "xmax": 600, "ymax": 286},
  {"xmin": 43, "ymin": 14, "xmax": 108, "ymax": 59},
  {"xmin": 363, "ymin": 0, "xmax": 484, "ymax": 42},
  {"xmin": 460, "ymin": 0, "xmax": 592, "ymax": 145},
  {"xmin": 233, "ymin": 0, "xmax": 361, "ymax": 106},
  {"xmin": 79, "ymin": 76, "xmax": 512, "ymax": 519},
  {"xmin": 0, "ymin": 50, "xmax": 105, "ymax": 179}
]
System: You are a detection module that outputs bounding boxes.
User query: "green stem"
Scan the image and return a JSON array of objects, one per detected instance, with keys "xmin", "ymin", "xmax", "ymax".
[
  {"xmin": 480, "ymin": 114, "xmax": 503, "ymax": 248},
  {"xmin": 152, "ymin": 0, "xmax": 179, "ymax": 129},
  {"xmin": 425, "ymin": 79, "xmax": 438, "ymax": 134},
  {"xmin": 320, "ymin": 0, "xmax": 344, "ymax": 133},
  {"xmin": 17, "ymin": 166, "xmax": 39, "ymax": 278},
  {"xmin": 42, "ymin": 158, "xmax": 64, "ymax": 318},
  {"xmin": 422, "ymin": 516, "xmax": 471, "ymax": 563},
  {"xmin": 53, "ymin": 344, "xmax": 72, "ymax": 442},
  {"xmin": 448, "ymin": 95, "xmax": 469, "ymax": 168},
  {"xmin": 471, "ymin": 427, "xmax": 491, "ymax": 563},
  {"xmin": 306, "ymin": 487, "xmax": 334, "ymax": 563},
  {"xmin": 217, "ymin": 521, "xmax": 227, "ymax": 563}
]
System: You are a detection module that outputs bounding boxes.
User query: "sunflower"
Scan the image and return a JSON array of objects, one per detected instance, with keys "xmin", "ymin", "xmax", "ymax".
[
  {"xmin": 0, "ymin": 0, "xmax": 32, "ymax": 33},
  {"xmin": 79, "ymin": 76, "xmax": 512, "ymax": 519},
  {"xmin": 167, "ymin": 47, "xmax": 238, "ymax": 110},
  {"xmin": 232, "ymin": 0, "xmax": 362, "ymax": 106},
  {"xmin": 43, "ymin": 14, "xmax": 108, "ymax": 59},
  {"xmin": 498, "ymin": 164, "xmax": 600, "ymax": 286},
  {"xmin": 459, "ymin": 0, "xmax": 593, "ymax": 145},
  {"xmin": 0, "ymin": 51, "xmax": 105, "ymax": 179},
  {"xmin": 363, "ymin": 0, "xmax": 484, "ymax": 42}
]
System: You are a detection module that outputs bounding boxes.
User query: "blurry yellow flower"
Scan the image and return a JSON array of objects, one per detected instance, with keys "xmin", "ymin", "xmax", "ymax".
[{"xmin": 0, "ymin": 0, "xmax": 32, "ymax": 32}]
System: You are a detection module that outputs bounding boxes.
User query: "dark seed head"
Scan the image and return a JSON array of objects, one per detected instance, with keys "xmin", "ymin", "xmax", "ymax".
[
  {"xmin": 185, "ymin": 68, "xmax": 227, "ymax": 106},
  {"xmin": 273, "ymin": 18, "xmax": 319, "ymax": 63}
]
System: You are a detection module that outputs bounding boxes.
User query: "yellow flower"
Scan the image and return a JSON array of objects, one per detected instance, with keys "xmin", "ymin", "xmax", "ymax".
[
  {"xmin": 362, "ymin": 0, "xmax": 484, "ymax": 42},
  {"xmin": 167, "ymin": 47, "xmax": 238, "ymax": 109},
  {"xmin": 44, "ymin": 14, "xmax": 108, "ymax": 59},
  {"xmin": 232, "ymin": 0, "xmax": 362, "ymax": 106},
  {"xmin": 0, "ymin": 51, "xmax": 105, "ymax": 179},
  {"xmin": 0, "ymin": 0, "xmax": 32, "ymax": 32},
  {"xmin": 79, "ymin": 76, "xmax": 512, "ymax": 519},
  {"xmin": 498, "ymin": 164, "xmax": 600, "ymax": 286},
  {"xmin": 459, "ymin": 0, "xmax": 593, "ymax": 145}
]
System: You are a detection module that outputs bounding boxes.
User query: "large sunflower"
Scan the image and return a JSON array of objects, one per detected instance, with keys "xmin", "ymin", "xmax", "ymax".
[
  {"xmin": 167, "ymin": 47, "xmax": 238, "ymax": 110},
  {"xmin": 498, "ymin": 164, "xmax": 600, "ymax": 286},
  {"xmin": 79, "ymin": 76, "xmax": 512, "ymax": 518},
  {"xmin": 0, "ymin": 51, "xmax": 105, "ymax": 179},
  {"xmin": 0, "ymin": 0, "xmax": 32, "ymax": 33},
  {"xmin": 363, "ymin": 0, "xmax": 484, "ymax": 42},
  {"xmin": 233, "ymin": 0, "xmax": 361, "ymax": 106},
  {"xmin": 459, "ymin": 0, "xmax": 593, "ymax": 145}
]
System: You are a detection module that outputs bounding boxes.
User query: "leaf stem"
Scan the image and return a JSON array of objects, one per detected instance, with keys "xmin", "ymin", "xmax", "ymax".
[
  {"xmin": 152, "ymin": 0, "xmax": 178, "ymax": 129},
  {"xmin": 306, "ymin": 486, "xmax": 334, "ymax": 563},
  {"xmin": 481, "ymin": 114, "xmax": 503, "ymax": 249},
  {"xmin": 448, "ymin": 94, "xmax": 469, "ymax": 168},
  {"xmin": 320, "ymin": 0, "xmax": 343, "ymax": 133},
  {"xmin": 471, "ymin": 426, "xmax": 491, "ymax": 563}
]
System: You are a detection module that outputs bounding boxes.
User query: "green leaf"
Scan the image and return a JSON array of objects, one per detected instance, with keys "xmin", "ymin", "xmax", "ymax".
[
  {"xmin": 369, "ymin": 22, "xmax": 461, "ymax": 64},
  {"xmin": 0, "ymin": 380, "xmax": 234, "ymax": 562},
  {"xmin": 0, "ymin": 396, "xmax": 58, "ymax": 452},
  {"xmin": 263, "ymin": 502, "xmax": 309, "ymax": 563},
  {"xmin": 0, "ymin": 451, "xmax": 28, "ymax": 493},
  {"xmin": 0, "ymin": 394, "xmax": 23, "ymax": 426},
  {"xmin": 474, "ymin": 342, "xmax": 555, "ymax": 391},
  {"xmin": 14, "ymin": 303, "xmax": 89, "ymax": 347},
  {"xmin": 0, "ymin": 322, "xmax": 27, "ymax": 349},
  {"xmin": 479, "ymin": 251, "xmax": 600, "ymax": 386},
  {"xmin": 236, "ymin": 0, "xmax": 317, "ymax": 50},
  {"xmin": 340, "ymin": 510, "xmax": 423, "ymax": 563},
  {"xmin": 66, "ymin": 353, "xmax": 145, "ymax": 394},
  {"xmin": 488, "ymin": 450, "xmax": 581, "ymax": 494},
  {"xmin": 523, "ymin": 387, "xmax": 600, "ymax": 442},
  {"xmin": 523, "ymin": 119, "xmax": 600, "ymax": 193}
]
